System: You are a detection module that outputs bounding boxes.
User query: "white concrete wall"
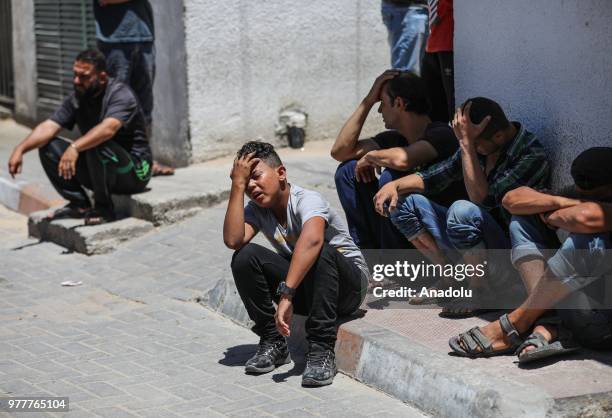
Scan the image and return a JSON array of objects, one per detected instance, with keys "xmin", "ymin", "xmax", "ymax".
[
  {"xmin": 184, "ymin": 0, "xmax": 389, "ymax": 162},
  {"xmin": 11, "ymin": 0, "xmax": 37, "ymax": 124},
  {"xmin": 455, "ymin": 0, "xmax": 612, "ymax": 187}
]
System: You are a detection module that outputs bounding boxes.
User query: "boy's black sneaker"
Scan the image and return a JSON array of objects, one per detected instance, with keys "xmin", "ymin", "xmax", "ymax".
[
  {"xmin": 245, "ymin": 337, "xmax": 291, "ymax": 374},
  {"xmin": 302, "ymin": 347, "xmax": 337, "ymax": 387}
]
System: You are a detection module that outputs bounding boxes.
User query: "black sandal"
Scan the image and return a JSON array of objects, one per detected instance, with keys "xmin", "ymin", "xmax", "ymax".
[{"xmin": 47, "ymin": 204, "xmax": 90, "ymax": 220}]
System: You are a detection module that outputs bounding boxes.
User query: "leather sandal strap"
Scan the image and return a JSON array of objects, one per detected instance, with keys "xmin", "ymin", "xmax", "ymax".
[
  {"xmin": 499, "ymin": 313, "xmax": 522, "ymax": 346},
  {"xmin": 460, "ymin": 327, "xmax": 492, "ymax": 354}
]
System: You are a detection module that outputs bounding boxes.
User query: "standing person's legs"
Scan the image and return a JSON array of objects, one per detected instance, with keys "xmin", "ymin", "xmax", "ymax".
[
  {"xmin": 381, "ymin": 1, "xmax": 410, "ymax": 69},
  {"xmin": 392, "ymin": 5, "xmax": 429, "ymax": 74},
  {"xmin": 437, "ymin": 51, "xmax": 455, "ymax": 120},
  {"xmin": 131, "ymin": 42, "xmax": 155, "ymax": 128},
  {"xmin": 98, "ymin": 42, "xmax": 133, "ymax": 84},
  {"xmin": 334, "ymin": 160, "xmax": 381, "ymax": 249},
  {"xmin": 38, "ymin": 137, "xmax": 92, "ymax": 215},
  {"xmin": 421, "ymin": 52, "xmax": 449, "ymax": 122}
]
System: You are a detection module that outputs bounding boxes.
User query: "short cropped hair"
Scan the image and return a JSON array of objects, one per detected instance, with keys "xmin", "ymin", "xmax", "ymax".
[
  {"xmin": 462, "ymin": 97, "xmax": 510, "ymax": 140},
  {"xmin": 237, "ymin": 141, "xmax": 283, "ymax": 168},
  {"xmin": 75, "ymin": 49, "xmax": 107, "ymax": 73},
  {"xmin": 385, "ymin": 72, "xmax": 431, "ymax": 115}
]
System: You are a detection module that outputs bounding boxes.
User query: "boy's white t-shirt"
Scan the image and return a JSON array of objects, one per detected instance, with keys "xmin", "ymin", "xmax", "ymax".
[{"xmin": 244, "ymin": 184, "xmax": 370, "ymax": 280}]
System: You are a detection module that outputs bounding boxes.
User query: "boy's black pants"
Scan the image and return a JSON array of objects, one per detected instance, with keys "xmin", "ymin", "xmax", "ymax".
[
  {"xmin": 39, "ymin": 137, "xmax": 151, "ymax": 210},
  {"xmin": 231, "ymin": 243, "xmax": 366, "ymax": 351}
]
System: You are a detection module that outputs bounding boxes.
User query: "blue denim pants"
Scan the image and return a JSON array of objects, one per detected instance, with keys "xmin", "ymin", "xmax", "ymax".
[
  {"xmin": 509, "ymin": 215, "xmax": 612, "ymax": 348},
  {"xmin": 390, "ymin": 194, "xmax": 510, "ymax": 250},
  {"xmin": 381, "ymin": 2, "xmax": 429, "ymax": 74},
  {"xmin": 98, "ymin": 41, "xmax": 156, "ymax": 127},
  {"xmin": 334, "ymin": 160, "xmax": 410, "ymax": 249}
]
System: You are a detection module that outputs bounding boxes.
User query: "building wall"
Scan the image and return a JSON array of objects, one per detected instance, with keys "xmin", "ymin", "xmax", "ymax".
[
  {"xmin": 11, "ymin": 0, "xmax": 37, "ymax": 124},
  {"xmin": 184, "ymin": 0, "xmax": 388, "ymax": 162},
  {"xmin": 454, "ymin": 0, "xmax": 612, "ymax": 187},
  {"xmin": 150, "ymin": 0, "xmax": 191, "ymax": 167}
]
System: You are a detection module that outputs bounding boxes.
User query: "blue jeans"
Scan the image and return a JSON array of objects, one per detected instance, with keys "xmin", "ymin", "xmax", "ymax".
[
  {"xmin": 334, "ymin": 160, "xmax": 409, "ymax": 249},
  {"xmin": 509, "ymin": 215, "xmax": 612, "ymax": 348},
  {"xmin": 390, "ymin": 194, "xmax": 510, "ymax": 250},
  {"xmin": 98, "ymin": 41, "xmax": 156, "ymax": 127},
  {"xmin": 381, "ymin": 2, "xmax": 429, "ymax": 74}
]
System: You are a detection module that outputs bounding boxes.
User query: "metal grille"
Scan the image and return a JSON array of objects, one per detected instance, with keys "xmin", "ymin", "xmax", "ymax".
[
  {"xmin": 0, "ymin": 0, "xmax": 14, "ymax": 106},
  {"xmin": 34, "ymin": 0, "xmax": 96, "ymax": 118}
]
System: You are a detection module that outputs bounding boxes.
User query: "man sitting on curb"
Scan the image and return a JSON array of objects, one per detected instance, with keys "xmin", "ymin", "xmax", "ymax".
[
  {"xmin": 7, "ymin": 49, "xmax": 152, "ymax": 225},
  {"xmin": 449, "ymin": 147, "xmax": 612, "ymax": 361},
  {"xmin": 223, "ymin": 141, "xmax": 369, "ymax": 387},
  {"xmin": 331, "ymin": 70, "xmax": 465, "ymax": 249},
  {"xmin": 374, "ymin": 97, "xmax": 550, "ymax": 316}
]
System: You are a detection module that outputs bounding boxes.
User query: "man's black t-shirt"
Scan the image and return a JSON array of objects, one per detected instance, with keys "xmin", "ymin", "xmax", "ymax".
[
  {"xmin": 50, "ymin": 78, "xmax": 152, "ymax": 161},
  {"xmin": 370, "ymin": 123, "xmax": 468, "ymax": 207}
]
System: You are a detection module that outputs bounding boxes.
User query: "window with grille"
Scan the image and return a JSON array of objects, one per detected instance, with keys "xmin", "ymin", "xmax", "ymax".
[{"xmin": 34, "ymin": 0, "xmax": 96, "ymax": 118}]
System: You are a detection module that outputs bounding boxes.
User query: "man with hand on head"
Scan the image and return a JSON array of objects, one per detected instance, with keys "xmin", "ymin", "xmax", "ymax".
[
  {"xmin": 331, "ymin": 70, "xmax": 465, "ymax": 250},
  {"xmin": 224, "ymin": 141, "xmax": 369, "ymax": 387},
  {"xmin": 7, "ymin": 49, "xmax": 152, "ymax": 225},
  {"xmin": 375, "ymin": 97, "xmax": 550, "ymax": 316}
]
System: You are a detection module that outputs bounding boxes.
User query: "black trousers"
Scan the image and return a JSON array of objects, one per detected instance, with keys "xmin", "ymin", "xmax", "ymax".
[
  {"xmin": 39, "ymin": 137, "xmax": 151, "ymax": 210},
  {"xmin": 421, "ymin": 51, "xmax": 455, "ymax": 123},
  {"xmin": 231, "ymin": 243, "xmax": 367, "ymax": 351}
]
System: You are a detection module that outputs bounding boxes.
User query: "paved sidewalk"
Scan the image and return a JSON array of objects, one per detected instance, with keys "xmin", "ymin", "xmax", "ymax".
[{"xmin": 0, "ymin": 207, "xmax": 425, "ymax": 418}]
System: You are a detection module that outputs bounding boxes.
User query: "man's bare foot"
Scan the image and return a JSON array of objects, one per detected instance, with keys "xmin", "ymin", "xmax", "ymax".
[{"xmin": 152, "ymin": 161, "xmax": 175, "ymax": 176}]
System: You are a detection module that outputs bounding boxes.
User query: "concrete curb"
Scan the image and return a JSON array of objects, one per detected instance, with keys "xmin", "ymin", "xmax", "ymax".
[
  {"xmin": 28, "ymin": 209, "xmax": 155, "ymax": 255},
  {"xmin": 202, "ymin": 277, "xmax": 612, "ymax": 418},
  {"xmin": 0, "ymin": 176, "xmax": 64, "ymax": 215}
]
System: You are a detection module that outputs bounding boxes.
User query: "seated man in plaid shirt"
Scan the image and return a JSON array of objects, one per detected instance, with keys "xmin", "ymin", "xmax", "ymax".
[{"xmin": 374, "ymin": 97, "xmax": 550, "ymax": 316}]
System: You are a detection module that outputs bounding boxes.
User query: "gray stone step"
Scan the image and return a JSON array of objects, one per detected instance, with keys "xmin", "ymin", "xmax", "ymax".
[{"xmin": 28, "ymin": 210, "xmax": 154, "ymax": 255}]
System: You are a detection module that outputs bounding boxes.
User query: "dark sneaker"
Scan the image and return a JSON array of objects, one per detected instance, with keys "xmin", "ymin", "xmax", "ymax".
[
  {"xmin": 302, "ymin": 348, "xmax": 337, "ymax": 387},
  {"xmin": 244, "ymin": 338, "xmax": 291, "ymax": 374}
]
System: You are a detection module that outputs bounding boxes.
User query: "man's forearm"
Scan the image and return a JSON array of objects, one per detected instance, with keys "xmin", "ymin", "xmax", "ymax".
[
  {"xmin": 284, "ymin": 236, "xmax": 324, "ymax": 290},
  {"xmin": 365, "ymin": 148, "xmax": 408, "ymax": 171},
  {"xmin": 395, "ymin": 174, "xmax": 426, "ymax": 195},
  {"xmin": 331, "ymin": 101, "xmax": 372, "ymax": 161},
  {"xmin": 547, "ymin": 202, "xmax": 612, "ymax": 233},
  {"xmin": 223, "ymin": 183, "xmax": 247, "ymax": 248},
  {"xmin": 502, "ymin": 186, "xmax": 580, "ymax": 215},
  {"xmin": 73, "ymin": 118, "xmax": 121, "ymax": 152},
  {"xmin": 460, "ymin": 145, "xmax": 488, "ymax": 203},
  {"xmin": 16, "ymin": 120, "xmax": 61, "ymax": 154}
]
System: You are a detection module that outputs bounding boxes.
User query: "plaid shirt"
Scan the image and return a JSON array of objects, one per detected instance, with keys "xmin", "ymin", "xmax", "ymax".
[{"xmin": 416, "ymin": 123, "xmax": 550, "ymax": 224}]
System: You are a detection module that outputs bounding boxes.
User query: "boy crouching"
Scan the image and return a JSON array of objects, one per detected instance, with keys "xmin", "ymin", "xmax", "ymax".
[{"xmin": 223, "ymin": 141, "xmax": 369, "ymax": 386}]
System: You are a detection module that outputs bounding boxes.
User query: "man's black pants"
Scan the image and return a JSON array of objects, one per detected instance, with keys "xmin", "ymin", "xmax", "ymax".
[
  {"xmin": 39, "ymin": 137, "xmax": 151, "ymax": 210},
  {"xmin": 421, "ymin": 51, "xmax": 454, "ymax": 123},
  {"xmin": 231, "ymin": 243, "xmax": 367, "ymax": 351}
]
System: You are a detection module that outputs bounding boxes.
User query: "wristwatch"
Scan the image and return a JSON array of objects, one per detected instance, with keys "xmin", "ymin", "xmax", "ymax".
[
  {"xmin": 70, "ymin": 143, "xmax": 79, "ymax": 152},
  {"xmin": 276, "ymin": 282, "xmax": 296, "ymax": 298}
]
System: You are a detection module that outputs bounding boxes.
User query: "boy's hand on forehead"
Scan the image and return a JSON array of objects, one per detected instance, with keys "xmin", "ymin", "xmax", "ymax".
[{"xmin": 230, "ymin": 151, "xmax": 260, "ymax": 187}]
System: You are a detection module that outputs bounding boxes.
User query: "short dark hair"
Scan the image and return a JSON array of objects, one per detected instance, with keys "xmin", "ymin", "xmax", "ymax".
[
  {"xmin": 75, "ymin": 49, "xmax": 107, "ymax": 73},
  {"xmin": 237, "ymin": 141, "xmax": 283, "ymax": 168},
  {"xmin": 571, "ymin": 147, "xmax": 612, "ymax": 190},
  {"xmin": 385, "ymin": 72, "xmax": 431, "ymax": 115},
  {"xmin": 462, "ymin": 97, "xmax": 510, "ymax": 140}
]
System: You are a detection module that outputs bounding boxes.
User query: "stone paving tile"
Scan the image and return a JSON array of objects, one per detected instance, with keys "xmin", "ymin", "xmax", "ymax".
[{"xmin": 0, "ymin": 207, "xmax": 425, "ymax": 418}]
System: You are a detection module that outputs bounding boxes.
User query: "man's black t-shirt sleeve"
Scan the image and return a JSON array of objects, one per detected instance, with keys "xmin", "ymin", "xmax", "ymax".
[
  {"xmin": 103, "ymin": 87, "xmax": 139, "ymax": 126},
  {"xmin": 421, "ymin": 123, "xmax": 459, "ymax": 160},
  {"xmin": 50, "ymin": 96, "xmax": 77, "ymax": 130}
]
